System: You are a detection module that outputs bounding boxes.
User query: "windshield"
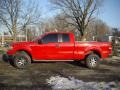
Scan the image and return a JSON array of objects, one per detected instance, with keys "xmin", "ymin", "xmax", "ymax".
[
  {"xmin": 32, "ymin": 34, "xmax": 45, "ymax": 42},
  {"xmin": 32, "ymin": 37, "xmax": 40, "ymax": 42}
]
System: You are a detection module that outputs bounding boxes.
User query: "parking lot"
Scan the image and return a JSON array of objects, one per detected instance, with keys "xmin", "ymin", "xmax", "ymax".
[{"xmin": 0, "ymin": 54, "xmax": 120, "ymax": 89}]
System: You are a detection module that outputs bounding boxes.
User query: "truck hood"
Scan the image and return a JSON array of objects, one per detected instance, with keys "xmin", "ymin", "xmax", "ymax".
[{"xmin": 12, "ymin": 41, "xmax": 35, "ymax": 46}]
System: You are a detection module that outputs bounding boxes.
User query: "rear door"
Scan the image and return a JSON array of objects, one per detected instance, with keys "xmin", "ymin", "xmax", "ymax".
[{"xmin": 57, "ymin": 34, "xmax": 74, "ymax": 60}]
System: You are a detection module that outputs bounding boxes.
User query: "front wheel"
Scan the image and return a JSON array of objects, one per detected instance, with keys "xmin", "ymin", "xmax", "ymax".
[
  {"xmin": 86, "ymin": 54, "xmax": 100, "ymax": 69},
  {"xmin": 13, "ymin": 52, "xmax": 31, "ymax": 69}
]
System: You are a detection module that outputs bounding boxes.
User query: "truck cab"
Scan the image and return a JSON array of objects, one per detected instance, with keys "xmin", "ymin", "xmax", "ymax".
[{"xmin": 32, "ymin": 32, "xmax": 75, "ymax": 60}]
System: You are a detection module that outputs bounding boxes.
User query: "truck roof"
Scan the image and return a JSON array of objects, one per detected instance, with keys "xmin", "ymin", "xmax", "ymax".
[{"xmin": 45, "ymin": 32, "xmax": 73, "ymax": 35}]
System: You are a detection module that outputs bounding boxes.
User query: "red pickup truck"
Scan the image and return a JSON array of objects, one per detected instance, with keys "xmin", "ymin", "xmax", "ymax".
[{"xmin": 7, "ymin": 32, "xmax": 112, "ymax": 69}]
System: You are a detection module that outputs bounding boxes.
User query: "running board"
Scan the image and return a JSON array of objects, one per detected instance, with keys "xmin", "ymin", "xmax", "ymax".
[{"xmin": 33, "ymin": 59, "xmax": 74, "ymax": 62}]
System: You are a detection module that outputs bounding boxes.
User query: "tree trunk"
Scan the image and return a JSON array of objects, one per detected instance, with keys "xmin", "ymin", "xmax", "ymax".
[
  {"xmin": 78, "ymin": 27, "xmax": 84, "ymax": 40},
  {"xmin": 25, "ymin": 28, "xmax": 28, "ymax": 42},
  {"xmin": 12, "ymin": 24, "xmax": 17, "ymax": 42}
]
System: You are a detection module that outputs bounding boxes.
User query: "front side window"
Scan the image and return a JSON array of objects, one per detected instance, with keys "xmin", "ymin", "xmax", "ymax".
[{"xmin": 41, "ymin": 34, "xmax": 58, "ymax": 43}]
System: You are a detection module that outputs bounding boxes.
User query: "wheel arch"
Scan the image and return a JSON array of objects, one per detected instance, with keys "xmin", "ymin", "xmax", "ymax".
[
  {"xmin": 85, "ymin": 50, "xmax": 101, "ymax": 59},
  {"xmin": 16, "ymin": 50, "xmax": 32, "ymax": 60}
]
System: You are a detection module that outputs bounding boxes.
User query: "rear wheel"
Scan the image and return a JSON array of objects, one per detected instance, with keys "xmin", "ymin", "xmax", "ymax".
[
  {"xmin": 86, "ymin": 54, "xmax": 100, "ymax": 69},
  {"xmin": 14, "ymin": 51, "xmax": 31, "ymax": 69}
]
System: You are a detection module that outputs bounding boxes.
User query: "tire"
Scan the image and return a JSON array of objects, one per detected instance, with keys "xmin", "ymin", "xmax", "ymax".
[
  {"xmin": 86, "ymin": 54, "xmax": 100, "ymax": 69},
  {"xmin": 13, "ymin": 51, "xmax": 31, "ymax": 69}
]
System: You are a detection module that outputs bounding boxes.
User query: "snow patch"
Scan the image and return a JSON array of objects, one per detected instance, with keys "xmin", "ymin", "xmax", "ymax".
[{"xmin": 46, "ymin": 76, "xmax": 119, "ymax": 90}]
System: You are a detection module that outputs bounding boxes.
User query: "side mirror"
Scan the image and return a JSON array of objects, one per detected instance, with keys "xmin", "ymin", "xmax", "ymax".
[{"xmin": 38, "ymin": 39, "xmax": 42, "ymax": 44}]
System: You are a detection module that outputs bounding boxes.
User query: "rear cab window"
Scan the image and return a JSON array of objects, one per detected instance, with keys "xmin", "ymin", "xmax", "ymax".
[
  {"xmin": 58, "ymin": 33, "xmax": 70, "ymax": 43},
  {"xmin": 62, "ymin": 34, "xmax": 70, "ymax": 42}
]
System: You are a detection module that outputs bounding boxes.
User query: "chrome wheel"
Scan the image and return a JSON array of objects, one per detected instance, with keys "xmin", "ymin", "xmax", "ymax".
[
  {"xmin": 89, "ymin": 57, "xmax": 97, "ymax": 67},
  {"xmin": 86, "ymin": 54, "xmax": 100, "ymax": 69},
  {"xmin": 14, "ymin": 51, "xmax": 31, "ymax": 69},
  {"xmin": 17, "ymin": 57, "xmax": 27, "ymax": 66}
]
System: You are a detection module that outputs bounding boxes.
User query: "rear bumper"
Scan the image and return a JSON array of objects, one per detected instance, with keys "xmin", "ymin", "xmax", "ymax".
[{"xmin": 101, "ymin": 54, "xmax": 112, "ymax": 61}]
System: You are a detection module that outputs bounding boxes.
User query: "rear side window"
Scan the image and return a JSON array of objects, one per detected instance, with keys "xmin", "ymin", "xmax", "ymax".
[
  {"xmin": 42, "ymin": 34, "xmax": 58, "ymax": 43},
  {"xmin": 62, "ymin": 34, "xmax": 70, "ymax": 42}
]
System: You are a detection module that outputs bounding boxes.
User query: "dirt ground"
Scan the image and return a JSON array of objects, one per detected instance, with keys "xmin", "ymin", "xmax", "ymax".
[{"xmin": 0, "ymin": 54, "xmax": 120, "ymax": 90}]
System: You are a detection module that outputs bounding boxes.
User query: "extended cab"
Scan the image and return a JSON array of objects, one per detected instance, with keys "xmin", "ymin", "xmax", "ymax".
[{"xmin": 7, "ymin": 32, "xmax": 112, "ymax": 69}]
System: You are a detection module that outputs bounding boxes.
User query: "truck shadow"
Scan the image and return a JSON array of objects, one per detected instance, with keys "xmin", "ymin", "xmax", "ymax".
[{"xmin": 66, "ymin": 61, "xmax": 86, "ymax": 68}]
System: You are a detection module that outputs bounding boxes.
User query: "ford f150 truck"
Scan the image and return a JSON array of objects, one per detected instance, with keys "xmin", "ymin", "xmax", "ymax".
[{"xmin": 7, "ymin": 32, "xmax": 112, "ymax": 69}]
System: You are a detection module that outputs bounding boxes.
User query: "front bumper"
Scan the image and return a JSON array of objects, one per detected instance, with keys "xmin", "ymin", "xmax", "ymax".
[{"xmin": 2, "ymin": 54, "xmax": 14, "ymax": 62}]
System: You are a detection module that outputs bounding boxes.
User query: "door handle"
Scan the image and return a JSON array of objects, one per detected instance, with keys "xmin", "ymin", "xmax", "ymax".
[{"xmin": 56, "ymin": 44, "xmax": 60, "ymax": 48}]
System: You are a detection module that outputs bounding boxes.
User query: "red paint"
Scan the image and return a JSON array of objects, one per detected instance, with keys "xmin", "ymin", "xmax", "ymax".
[{"xmin": 7, "ymin": 32, "xmax": 112, "ymax": 61}]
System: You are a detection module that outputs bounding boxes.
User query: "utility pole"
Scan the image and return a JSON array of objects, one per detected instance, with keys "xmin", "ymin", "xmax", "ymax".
[
  {"xmin": 1, "ymin": 32, "xmax": 4, "ymax": 47},
  {"xmin": 25, "ymin": 28, "xmax": 28, "ymax": 41}
]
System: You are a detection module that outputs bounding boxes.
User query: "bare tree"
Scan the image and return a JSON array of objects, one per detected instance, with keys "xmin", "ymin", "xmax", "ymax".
[
  {"xmin": 82, "ymin": 19, "xmax": 110, "ymax": 41},
  {"xmin": 50, "ymin": 0, "xmax": 102, "ymax": 38},
  {"xmin": 93, "ymin": 19, "xmax": 110, "ymax": 41},
  {"xmin": 0, "ymin": 0, "xmax": 21, "ymax": 41},
  {"xmin": 51, "ymin": 13, "xmax": 75, "ymax": 32},
  {"xmin": 0, "ymin": 0, "xmax": 41, "ymax": 42},
  {"xmin": 52, "ymin": 14, "xmax": 68, "ymax": 31},
  {"xmin": 20, "ymin": 0, "xmax": 41, "ymax": 41}
]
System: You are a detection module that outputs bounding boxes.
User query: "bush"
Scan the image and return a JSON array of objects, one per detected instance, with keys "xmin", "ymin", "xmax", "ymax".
[{"xmin": 0, "ymin": 50, "xmax": 5, "ymax": 54}]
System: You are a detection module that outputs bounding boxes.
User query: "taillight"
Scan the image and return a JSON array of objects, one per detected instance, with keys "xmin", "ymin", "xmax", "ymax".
[
  {"xmin": 109, "ymin": 47, "xmax": 112, "ymax": 50},
  {"xmin": 109, "ymin": 42, "xmax": 112, "ymax": 50},
  {"xmin": 109, "ymin": 46, "xmax": 112, "ymax": 54}
]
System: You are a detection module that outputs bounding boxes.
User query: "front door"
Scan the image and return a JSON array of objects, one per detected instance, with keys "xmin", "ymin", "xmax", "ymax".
[{"xmin": 32, "ymin": 34, "xmax": 59, "ymax": 60}]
